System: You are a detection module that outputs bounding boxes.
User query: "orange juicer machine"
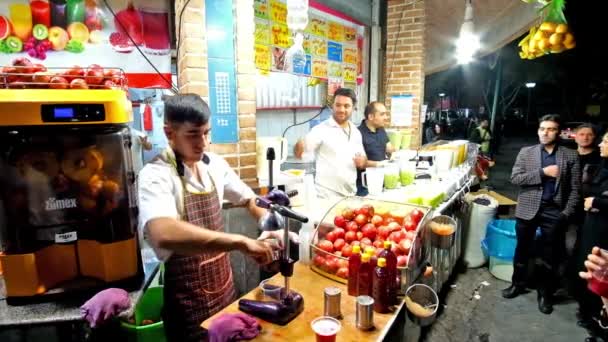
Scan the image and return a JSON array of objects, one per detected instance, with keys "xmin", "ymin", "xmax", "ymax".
[{"xmin": 0, "ymin": 83, "xmax": 144, "ymax": 304}]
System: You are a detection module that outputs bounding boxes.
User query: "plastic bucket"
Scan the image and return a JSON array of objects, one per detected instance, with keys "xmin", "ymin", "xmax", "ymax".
[
  {"xmin": 484, "ymin": 219, "xmax": 517, "ymax": 260},
  {"xmin": 120, "ymin": 286, "xmax": 166, "ymax": 342}
]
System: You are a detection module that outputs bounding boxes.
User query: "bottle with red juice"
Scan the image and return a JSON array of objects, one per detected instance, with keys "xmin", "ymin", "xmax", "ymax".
[
  {"xmin": 347, "ymin": 245, "xmax": 361, "ymax": 296},
  {"xmin": 372, "ymin": 257, "xmax": 390, "ymax": 313},
  {"xmin": 365, "ymin": 247, "xmax": 377, "ymax": 268},
  {"xmin": 358, "ymin": 253, "xmax": 373, "ymax": 297},
  {"xmin": 378, "ymin": 240, "xmax": 398, "ymax": 304}
]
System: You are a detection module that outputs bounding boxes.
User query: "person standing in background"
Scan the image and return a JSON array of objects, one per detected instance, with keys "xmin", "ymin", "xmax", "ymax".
[
  {"xmin": 356, "ymin": 102, "xmax": 394, "ymax": 196},
  {"xmin": 573, "ymin": 132, "xmax": 608, "ymax": 341},
  {"xmin": 294, "ymin": 88, "xmax": 367, "ymax": 199},
  {"xmin": 502, "ymin": 114, "xmax": 581, "ymax": 315},
  {"xmin": 469, "ymin": 116, "xmax": 492, "ymax": 156}
]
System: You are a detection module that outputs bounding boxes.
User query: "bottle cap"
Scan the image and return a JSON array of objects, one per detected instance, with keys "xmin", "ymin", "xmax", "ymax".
[
  {"xmin": 352, "ymin": 245, "xmax": 361, "ymax": 254},
  {"xmin": 365, "ymin": 247, "xmax": 375, "ymax": 255},
  {"xmin": 377, "ymin": 258, "xmax": 386, "ymax": 267},
  {"xmin": 362, "ymin": 253, "xmax": 370, "ymax": 262},
  {"xmin": 384, "ymin": 240, "xmax": 391, "ymax": 249}
]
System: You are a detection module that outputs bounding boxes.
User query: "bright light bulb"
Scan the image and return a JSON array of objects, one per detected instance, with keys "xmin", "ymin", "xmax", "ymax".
[{"xmin": 455, "ymin": 0, "xmax": 479, "ymax": 64}]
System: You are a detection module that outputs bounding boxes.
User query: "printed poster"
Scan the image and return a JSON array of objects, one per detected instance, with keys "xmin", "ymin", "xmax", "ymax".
[
  {"xmin": 306, "ymin": 15, "xmax": 327, "ymax": 37},
  {"xmin": 391, "ymin": 95, "xmax": 414, "ymax": 127},
  {"xmin": 344, "ymin": 26, "xmax": 356, "ymax": 43},
  {"xmin": 328, "ymin": 77, "xmax": 343, "ymax": 96},
  {"xmin": 309, "ymin": 37, "xmax": 327, "ymax": 57},
  {"xmin": 271, "ymin": 46, "xmax": 286, "ymax": 71},
  {"xmin": 343, "ymin": 65, "xmax": 356, "ymax": 82},
  {"xmin": 327, "ymin": 21, "xmax": 344, "ymax": 42},
  {"xmin": 270, "ymin": 23, "xmax": 289, "ymax": 48},
  {"xmin": 255, "ymin": 44, "xmax": 271, "ymax": 71},
  {"xmin": 0, "ymin": 0, "xmax": 172, "ymax": 88},
  {"xmin": 269, "ymin": 0, "xmax": 286, "ymax": 24},
  {"xmin": 254, "ymin": 0, "xmax": 269, "ymax": 19},
  {"xmin": 255, "ymin": 20, "xmax": 270, "ymax": 45},
  {"xmin": 311, "ymin": 58, "xmax": 326, "ymax": 78},
  {"xmin": 328, "ymin": 61, "xmax": 341, "ymax": 78},
  {"xmin": 327, "ymin": 41, "xmax": 342, "ymax": 62},
  {"xmin": 344, "ymin": 47, "xmax": 357, "ymax": 65}
]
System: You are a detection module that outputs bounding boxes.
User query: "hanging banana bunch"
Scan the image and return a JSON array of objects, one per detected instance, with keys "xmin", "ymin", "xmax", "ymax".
[{"xmin": 518, "ymin": 0, "xmax": 575, "ymax": 60}]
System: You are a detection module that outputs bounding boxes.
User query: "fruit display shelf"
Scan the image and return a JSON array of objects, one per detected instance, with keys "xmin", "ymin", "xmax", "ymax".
[
  {"xmin": 309, "ymin": 196, "xmax": 432, "ymax": 293},
  {"xmin": 1, "ymin": 58, "xmax": 127, "ymax": 90}
]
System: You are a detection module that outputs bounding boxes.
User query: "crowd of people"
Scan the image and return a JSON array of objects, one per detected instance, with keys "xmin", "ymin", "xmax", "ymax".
[{"xmin": 502, "ymin": 114, "xmax": 608, "ymax": 342}]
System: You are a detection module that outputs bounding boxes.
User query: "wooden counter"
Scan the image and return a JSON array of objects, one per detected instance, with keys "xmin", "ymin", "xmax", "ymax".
[{"xmin": 202, "ymin": 262, "xmax": 404, "ymax": 341}]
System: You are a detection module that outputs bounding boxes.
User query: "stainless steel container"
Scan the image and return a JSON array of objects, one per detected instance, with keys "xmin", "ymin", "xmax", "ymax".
[
  {"xmin": 323, "ymin": 287, "xmax": 342, "ymax": 319},
  {"xmin": 356, "ymin": 295, "xmax": 374, "ymax": 330},
  {"xmin": 405, "ymin": 284, "xmax": 438, "ymax": 327}
]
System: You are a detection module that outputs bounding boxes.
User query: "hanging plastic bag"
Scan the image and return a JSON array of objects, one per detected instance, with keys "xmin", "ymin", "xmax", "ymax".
[{"xmin": 518, "ymin": 0, "xmax": 575, "ymax": 60}]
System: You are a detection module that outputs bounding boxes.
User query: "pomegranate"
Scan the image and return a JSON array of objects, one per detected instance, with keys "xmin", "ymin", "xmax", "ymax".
[{"xmin": 113, "ymin": 3, "xmax": 143, "ymax": 45}]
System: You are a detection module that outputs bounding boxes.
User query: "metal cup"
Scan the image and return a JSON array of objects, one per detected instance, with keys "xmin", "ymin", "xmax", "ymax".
[
  {"xmin": 323, "ymin": 287, "xmax": 342, "ymax": 319},
  {"xmin": 405, "ymin": 284, "xmax": 438, "ymax": 327},
  {"xmin": 356, "ymin": 295, "xmax": 374, "ymax": 330}
]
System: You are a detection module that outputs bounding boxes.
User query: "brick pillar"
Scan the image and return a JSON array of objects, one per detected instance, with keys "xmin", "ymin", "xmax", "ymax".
[
  {"xmin": 175, "ymin": 0, "xmax": 208, "ymax": 97},
  {"xmin": 175, "ymin": 0, "xmax": 259, "ymax": 187},
  {"xmin": 235, "ymin": 0, "xmax": 258, "ymax": 188},
  {"xmin": 384, "ymin": 0, "xmax": 426, "ymax": 148}
]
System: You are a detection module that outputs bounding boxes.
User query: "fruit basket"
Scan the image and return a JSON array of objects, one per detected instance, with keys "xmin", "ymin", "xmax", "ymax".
[
  {"xmin": 309, "ymin": 196, "xmax": 432, "ymax": 292},
  {"xmin": 1, "ymin": 57, "xmax": 127, "ymax": 90}
]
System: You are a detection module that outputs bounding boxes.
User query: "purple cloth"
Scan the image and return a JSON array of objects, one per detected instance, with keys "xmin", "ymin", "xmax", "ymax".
[
  {"xmin": 80, "ymin": 288, "xmax": 131, "ymax": 328},
  {"xmin": 208, "ymin": 313, "xmax": 261, "ymax": 342}
]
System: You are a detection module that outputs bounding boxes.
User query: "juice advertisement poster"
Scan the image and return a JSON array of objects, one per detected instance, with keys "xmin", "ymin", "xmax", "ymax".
[{"xmin": 0, "ymin": 0, "xmax": 172, "ymax": 88}]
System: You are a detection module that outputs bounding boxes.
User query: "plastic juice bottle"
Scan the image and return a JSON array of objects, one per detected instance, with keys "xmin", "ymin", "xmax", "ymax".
[
  {"xmin": 372, "ymin": 257, "xmax": 390, "ymax": 313},
  {"xmin": 358, "ymin": 253, "xmax": 373, "ymax": 297},
  {"xmin": 365, "ymin": 247, "xmax": 378, "ymax": 268},
  {"xmin": 379, "ymin": 240, "xmax": 398, "ymax": 304},
  {"xmin": 347, "ymin": 245, "xmax": 361, "ymax": 296}
]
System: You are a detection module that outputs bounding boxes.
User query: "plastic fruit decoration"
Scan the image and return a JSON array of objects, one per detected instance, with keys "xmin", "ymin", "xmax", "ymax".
[{"xmin": 518, "ymin": 0, "xmax": 574, "ymax": 60}]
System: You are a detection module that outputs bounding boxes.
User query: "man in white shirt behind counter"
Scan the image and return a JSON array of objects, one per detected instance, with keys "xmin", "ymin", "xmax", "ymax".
[{"xmin": 294, "ymin": 88, "xmax": 367, "ymax": 199}]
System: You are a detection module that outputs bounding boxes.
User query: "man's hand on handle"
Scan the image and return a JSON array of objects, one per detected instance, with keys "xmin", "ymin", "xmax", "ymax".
[{"xmin": 241, "ymin": 238, "xmax": 279, "ymax": 265}]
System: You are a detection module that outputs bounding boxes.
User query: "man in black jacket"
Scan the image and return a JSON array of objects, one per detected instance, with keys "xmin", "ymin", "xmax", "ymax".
[{"xmin": 502, "ymin": 114, "xmax": 581, "ymax": 315}]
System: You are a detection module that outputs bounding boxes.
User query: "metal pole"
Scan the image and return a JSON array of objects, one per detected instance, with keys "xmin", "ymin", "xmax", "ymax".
[
  {"xmin": 490, "ymin": 56, "xmax": 502, "ymax": 133},
  {"xmin": 526, "ymin": 87, "xmax": 531, "ymax": 128}
]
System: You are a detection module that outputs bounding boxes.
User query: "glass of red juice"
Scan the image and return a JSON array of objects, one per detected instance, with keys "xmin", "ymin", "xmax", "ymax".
[
  {"xmin": 588, "ymin": 268, "xmax": 608, "ymax": 297},
  {"xmin": 311, "ymin": 316, "xmax": 341, "ymax": 342},
  {"xmin": 135, "ymin": 0, "xmax": 170, "ymax": 55}
]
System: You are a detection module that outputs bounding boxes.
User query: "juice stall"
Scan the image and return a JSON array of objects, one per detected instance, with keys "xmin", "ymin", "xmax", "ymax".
[{"xmin": 203, "ymin": 141, "xmax": 477, "ymax": 341}]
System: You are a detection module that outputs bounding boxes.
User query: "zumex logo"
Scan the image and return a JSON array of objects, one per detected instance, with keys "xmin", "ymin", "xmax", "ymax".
[{"xmin": 45, "ymin": 197, "xmax": 77, "ymax": 211}]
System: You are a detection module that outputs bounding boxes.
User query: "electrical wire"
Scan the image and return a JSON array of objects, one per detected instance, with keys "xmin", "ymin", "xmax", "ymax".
[
  {"xmin": 102, "ymin": 0, "xmax": 179, "ymax": 94},
  {"xmin": 281, "ymin": 106, "xmax": 328, "ymax": 139},
  {"xmin": 383, "ymin": 0, "xmax": 424, "ymax": 94}
]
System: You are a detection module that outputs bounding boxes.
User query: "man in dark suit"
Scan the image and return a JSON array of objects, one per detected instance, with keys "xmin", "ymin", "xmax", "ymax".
[{"xmin": 502, "ymin": 114, "xmax": 581, "ymax": 315}]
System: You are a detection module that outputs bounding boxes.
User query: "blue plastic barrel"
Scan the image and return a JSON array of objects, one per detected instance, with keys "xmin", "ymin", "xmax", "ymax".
[{"xmin": 482, "ymin": 219, "xmax": 517, "ymax": 261}]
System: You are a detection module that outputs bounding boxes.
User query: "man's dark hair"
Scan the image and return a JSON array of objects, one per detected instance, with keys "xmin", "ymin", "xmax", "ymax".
[
  {"xmin": 478, "ymin": 115, "xmax": 489, "ymax": 123},
  {"xmin": 163, "ymin": 94, "xmax": 211, "ymax": 126},
  {"xmin": 576, "ymin": 123, "xmax": 597, "ymax": 135},
  {"xmin": 539, "ymin": 114, "xmax": 561, "ymax": 129},
  {"xmin": 364, "ymin": 101, "xmax": 384, "ymax": 119},
  {"xmin": 333, "ymin": 88, "xmax": 357, "ymax": 107}
]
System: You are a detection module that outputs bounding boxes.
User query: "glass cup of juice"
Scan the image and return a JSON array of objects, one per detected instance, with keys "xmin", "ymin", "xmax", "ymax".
[
  {"xmin": 588, "ymin": 262, "xmax": 608, "ymax": 298},
  {"xmin": 311, "ymin": 316, "xmax": 341, "ymax": 342},
  {"xmin": 134, "ymin": 0, "xmax": 170, "ymax": 55}
]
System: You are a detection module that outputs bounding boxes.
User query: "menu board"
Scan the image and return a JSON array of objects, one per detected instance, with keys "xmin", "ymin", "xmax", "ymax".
[{"xmin": 253, "ymin": 0, "xmax": 363, "ymax": 85}]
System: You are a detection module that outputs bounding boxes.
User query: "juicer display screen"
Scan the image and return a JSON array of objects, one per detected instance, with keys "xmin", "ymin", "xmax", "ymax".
[
  {"xmin": 41, "ymin": 104, "xmax": 105, "ymax": 122},
  {"xmin": 54, "ymin": 108, "xmax": 75, "ymax": 119}
]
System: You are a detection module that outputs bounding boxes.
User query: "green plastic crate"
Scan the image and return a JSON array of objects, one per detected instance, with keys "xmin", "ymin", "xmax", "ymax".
[{"xmin": 121, "ymin": 286, "xmax": 166, "ymax": 342}]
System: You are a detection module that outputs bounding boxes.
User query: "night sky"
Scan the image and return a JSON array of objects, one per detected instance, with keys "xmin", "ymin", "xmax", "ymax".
[{"xmin": 424, "ymin": 0, "xmax": 607, "ymax": 124}]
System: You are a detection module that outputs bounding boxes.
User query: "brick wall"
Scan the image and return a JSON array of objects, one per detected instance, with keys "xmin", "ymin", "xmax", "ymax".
[
  {"xmin": 175, "ymin": 0, "xmax": 258, "ymax": 188},
  {"xmin": 384, "ymin": 0, "xmax": 426, "ymax": 148}
]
